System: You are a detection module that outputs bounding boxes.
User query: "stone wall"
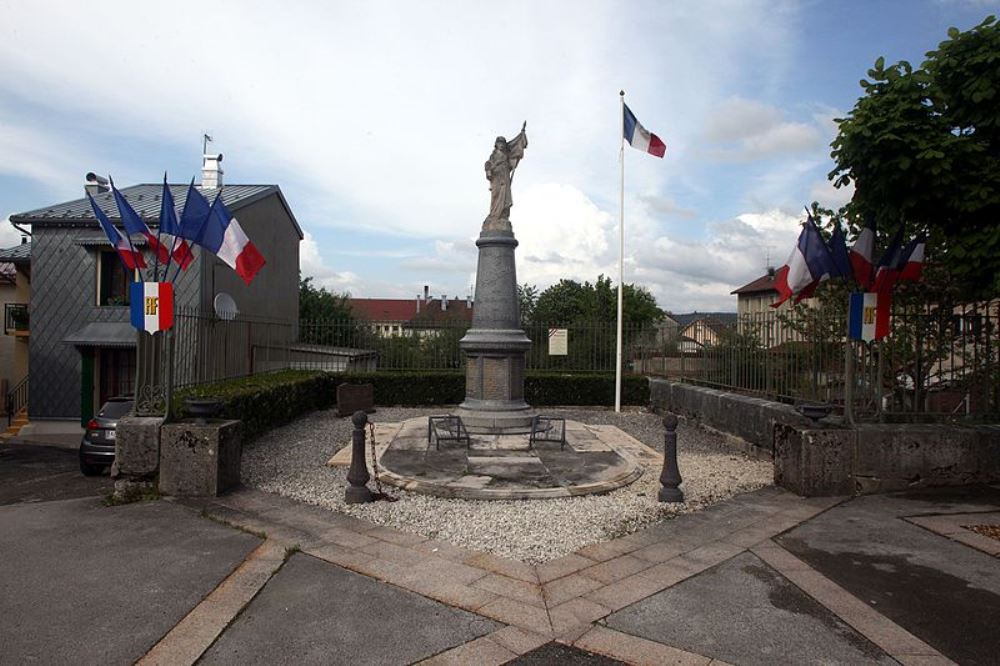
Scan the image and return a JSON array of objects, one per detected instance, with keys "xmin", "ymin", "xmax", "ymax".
[{"xmin": 650, "ymin": 379, "xmax": 1000, "ymax": 496}]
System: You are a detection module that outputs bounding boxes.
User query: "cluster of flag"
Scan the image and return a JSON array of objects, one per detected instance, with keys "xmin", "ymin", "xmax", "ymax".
[
  {"xmin": 772, "ymin": 212, "xmax": 926, "ymax": 339},
  {"xmin": 86, "ymin": 176, "xmax": 266, "ymax": 286}
]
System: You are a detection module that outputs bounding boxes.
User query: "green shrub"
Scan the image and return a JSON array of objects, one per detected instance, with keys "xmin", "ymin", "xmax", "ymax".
[{"xmin": 173, "ymin": 370, "xmax": 337, "ymax": 441}]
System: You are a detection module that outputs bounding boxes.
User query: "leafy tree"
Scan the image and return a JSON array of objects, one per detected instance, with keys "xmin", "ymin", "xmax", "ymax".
[
  {"xmin": 530, "ymin": 275, "xmax": 662, "ymax": 327},
  {"xmin": 517, "ymin": 283, "xmax": 538, "ymax": 326},
  {"xmin": 298, "ymin": 275, "xmax": 359, "ymax": 346},
  {"xmin": 829, "ymin": 15, "xmax": 1000, "ymax": 297}
]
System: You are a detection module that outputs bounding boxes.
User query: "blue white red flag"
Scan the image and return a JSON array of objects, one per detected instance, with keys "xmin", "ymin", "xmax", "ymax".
[
  {"xmin": 623, "ymin": 104, "xmax": 666, "ymax": 158},
  {"xmin": 129, "ymin": 281, "xmax": 174, "ymax": 334},
  {"xmin": 873, "ymin": 226, "xmax": 905, "ymax": 293},
  {"xmin": 772, "ymin": 217, "xmax": 836, "ymax": 307},
  {"xmin": 828, "ymin": 219, "xmax": 853, "ymax": 280},
  {"xmin": 177, "ymin": 180, "xmax": 213, "ymax": 242},
  {"xmin": 850, "ymin": 215, "xmax": 876, "ymax": 289},
  {"xmin": 898, "ymin": 234, "xmax": 926, "ymax": 282},
  {"xmin": 198, "ymin": 195, "xmax": 266, "ymax": 285},
  {"xmin": 111, "ymin": 180, "xmax": 171, "ymax": 265},
  {"xmin": 87, "ymin": 193, "xmax": 146, "ymax": 270},
  {"xmin": 159, "ymin": 177, "xmax": 194, "ymax": 270},
  {"xmin": 848, "ymin": 292, "xmax": 879, "ymax": 342}
]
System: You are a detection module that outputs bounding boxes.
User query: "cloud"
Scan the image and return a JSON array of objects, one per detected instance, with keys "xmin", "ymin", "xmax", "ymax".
[
  {"xmin": 809, "ymin": 178, "xmax": 855, "ymax": 211},
  {"xmin": 0, "ymin": 217, "xmax": 27, "ymax": 249},
  {"xmin": 299, "ymin": 231, "xmax": 360, "ymax": 294},
  {"xmin": 702, "ymin": 97, "xmax": 826, "ymax": 162}
]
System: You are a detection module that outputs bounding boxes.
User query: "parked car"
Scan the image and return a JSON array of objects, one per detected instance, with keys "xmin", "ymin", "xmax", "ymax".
[{"xmin": 79, "ymin": 397, "xmax": 133, "ymax": 476}]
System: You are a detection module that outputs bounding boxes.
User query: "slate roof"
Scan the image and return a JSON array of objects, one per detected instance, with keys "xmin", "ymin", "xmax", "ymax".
[
  {"xmin": 670, "ymin": 312, "xmax": 738, "ymax": 328},
  {"xmin": 0, "ymin": 241, "xmax": 31, "ymax": 264},
  {"xmin": 63, "ymin": 322, "xmax": 136, "ymax": 348},
  {"xmin": 10, "ymin": 183, "xmax": 303, "ymax": 239},
  {"xmin": 732, "ymin": 273, "xmax": 779, "ymax": 295},
  {"xmin": 0, "ymin": 263, "xmax": 15, "ymax": 285}
]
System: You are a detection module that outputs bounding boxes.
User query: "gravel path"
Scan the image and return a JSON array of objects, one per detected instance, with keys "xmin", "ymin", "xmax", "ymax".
[{"xmin": 242, "ymin": 407, "xmax": 773, "ymax": 564}]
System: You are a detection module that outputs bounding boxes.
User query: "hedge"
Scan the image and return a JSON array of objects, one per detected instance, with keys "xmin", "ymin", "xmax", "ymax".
[
  {"xmin": 173, "ymin": 370, "xmax": 650, "ymax": 441},
  {"xmin": 173, "ymin": 370, "xmax": 337, "ymax": 441}
]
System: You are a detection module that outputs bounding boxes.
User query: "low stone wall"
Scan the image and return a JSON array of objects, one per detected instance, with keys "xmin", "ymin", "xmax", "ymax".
[
  {"xmin": 649, "ymin": 379, "xmax": 1000, "ymax": 496},
  {"xmin": 648, "ymin": 378, "xmax": 814, "ymax": 455}
]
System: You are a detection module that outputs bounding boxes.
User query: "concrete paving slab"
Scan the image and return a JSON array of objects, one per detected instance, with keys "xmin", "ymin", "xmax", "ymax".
[
  {"xmin": 200, "ymin": 553, "xmax": 499, "ymax": 665},
  {"xmin": 606, "ymin": 552, "xmax": 894, "ymax": 665},
  {"xmin": 507, "ymin": 641, "xmax": 626, "ymax": 664},
  {"xmin": 0, "ymin": 497, "xmax": 260, "ymax": 665},
  {"xmin": 777, "ymin": 486, "xmax": 1000, "ymax": 665}
]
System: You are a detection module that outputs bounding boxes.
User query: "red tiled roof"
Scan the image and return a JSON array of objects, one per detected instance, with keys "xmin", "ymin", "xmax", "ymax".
[
  {"xmin": 732, "ymin": 273, "xmax": 779, "ymax": 295},
  {"xmin": 350, "ymin": 299, "xmax": 418, "ymax": 321}
]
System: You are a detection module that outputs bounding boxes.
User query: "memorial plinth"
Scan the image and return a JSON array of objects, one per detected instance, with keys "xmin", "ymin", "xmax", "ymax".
[{"xmin": 456, "ymin": 223, "xmax": 534, "ymax": 432}]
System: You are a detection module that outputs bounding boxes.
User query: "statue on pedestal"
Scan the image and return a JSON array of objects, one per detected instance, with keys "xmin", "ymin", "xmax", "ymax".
[{"xmin": 485, "ymin": 122, "xmax": 528, "ymax": 226}]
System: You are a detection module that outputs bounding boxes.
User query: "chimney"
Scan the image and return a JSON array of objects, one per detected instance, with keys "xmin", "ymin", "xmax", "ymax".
[
  {"xmin": 416, "ymin": 296, "xmax": 421, "ymax": 314},
  {"xmin": 466, "ymin": 293, "xmax": 472, "ymax": 308},
  {"xmin": 423, "ymin": 285, "xmax": 429, "ymax": 302},
  {"xmin": 202, "ymin": 153, "xmax": 224, "ymax": 189},
  {"xmin": 84, "ymin": 172, "xmax": 109, "ymax": 196},
  {"xmin": 441, "ymin": 294, "xmax": 448, "ymax": 311},
  {"xmin": 766, "ymin": 265, "xmax": 776, "ymax": 278}
]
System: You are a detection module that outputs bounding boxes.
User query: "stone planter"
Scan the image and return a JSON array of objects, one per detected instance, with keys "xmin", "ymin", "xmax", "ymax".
[{"xmin": 159, "ymin": 420, "xmax": 242, "ymax": 497}]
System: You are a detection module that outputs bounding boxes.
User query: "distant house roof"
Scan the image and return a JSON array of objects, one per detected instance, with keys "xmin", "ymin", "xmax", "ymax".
[
  {"xmin": 349, "ymin": 297, "xmax": 474, "ymax": 324},
  {"xmin": 671, "ymin": 312, "xmax": 737, "ymax": 328},
  {"xmin": 0, "ymin": 241, "xmax": 31, "ymax": 265},
  {"xmin": 0, "ymin": 263, "xmax": 15, "ymax": 285},
  {"xmin": 732, "ymin": 272, "xmax": 779, "ymax": 295},
  {"xmin": 10, "ymin": 183, "xmax": 303, "ymax": 239}
]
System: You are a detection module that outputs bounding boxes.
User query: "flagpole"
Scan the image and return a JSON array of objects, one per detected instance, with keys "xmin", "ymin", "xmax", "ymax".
[
  {"xmin": 111, "ymin": 177, "xmax": 144, "ymax": 283},
  {"xmin": 615, "ymin": 90, "xmax": 625, "ymax": 414},
  {"xmin": 160, "ymin": 173, "xmax": 174, "ymax": 282}
]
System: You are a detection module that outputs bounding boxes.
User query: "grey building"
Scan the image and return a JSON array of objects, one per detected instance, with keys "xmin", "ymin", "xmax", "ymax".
[{"xmin": 9, "ymin": 165, "xmax": 302, "ymax": 432}]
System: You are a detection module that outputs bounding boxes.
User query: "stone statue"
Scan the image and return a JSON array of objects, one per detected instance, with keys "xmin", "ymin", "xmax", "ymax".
[{"xmin": 485, "ymin": 122, "xmax": 528, "ymax": 224}]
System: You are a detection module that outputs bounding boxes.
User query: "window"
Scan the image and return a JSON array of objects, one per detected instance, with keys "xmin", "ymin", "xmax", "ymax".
[{"xmin": 98, "ymin": 251, "xmax": 132, "ymax": 306}]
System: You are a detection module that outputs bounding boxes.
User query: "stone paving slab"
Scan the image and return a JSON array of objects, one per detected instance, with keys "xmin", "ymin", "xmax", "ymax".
[
  {"xmin": 0, "ymin": 497, "xmax": 261, "ymax": 665},
  {"xmin": 777, "ymin": 486, "xmax": 1000, "ymax": 665},
  {"xmin": 905, "ymin": 511, "xmax": 1000, "ymax": 557},
  {"xmin": 606, "ymin": 552, "xmax": 896, "ymax": 665},
  {"xmin": 200, "ymin": 553, "xmax": 499, "ymax": 666}
]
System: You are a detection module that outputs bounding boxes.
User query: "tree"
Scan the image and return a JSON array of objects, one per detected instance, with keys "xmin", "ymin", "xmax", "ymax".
[
  {"xmin": 829, "ymin": 15, "xmax": 1000, "ymax": 297},
  {"xmin": 530, "ymin": 275, "xmax": 663, "ymax": 327},
  {"xmin": 299, "ymin": 276, "xmax": 355, "ymax": 321},
  {"xmin": 517, "ymin": 283, "xmax": 538, "ymax": 326}
]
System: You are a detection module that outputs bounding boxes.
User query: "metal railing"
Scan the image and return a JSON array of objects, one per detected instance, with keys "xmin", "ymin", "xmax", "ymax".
[
  {"xmin": 4, "ymin": 303, "xmax": 28, "ymax": 335},
  {"xmin": 6, "ymin": 375, "xmax": 27, "ymax": 426}
]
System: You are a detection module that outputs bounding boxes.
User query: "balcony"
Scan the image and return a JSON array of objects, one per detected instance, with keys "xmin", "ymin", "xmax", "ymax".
[{"xmin": 4, "ymin": 303, "xmax": 28, "ymax": 337}]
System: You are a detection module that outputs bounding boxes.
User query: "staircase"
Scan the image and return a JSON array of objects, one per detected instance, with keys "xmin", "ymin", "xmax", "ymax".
[{"xmin": 0, "ymin": 407, "xmax": 28, "ymax": 441}]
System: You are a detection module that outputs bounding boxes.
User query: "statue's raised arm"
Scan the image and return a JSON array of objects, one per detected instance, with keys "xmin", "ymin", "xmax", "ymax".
[{"xmin": 484, "ymin": 122, "xmax": 529, "ymax": 226}]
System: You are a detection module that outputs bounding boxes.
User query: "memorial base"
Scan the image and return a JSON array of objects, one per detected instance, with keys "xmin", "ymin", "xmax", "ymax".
[{"xmin": 159, "ymin": 420, "xmax": 242, "ymax": 497}]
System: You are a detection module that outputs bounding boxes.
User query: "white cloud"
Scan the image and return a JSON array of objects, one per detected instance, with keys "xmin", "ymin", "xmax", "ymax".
[
  {"xmin": 300, "ymin": 231, "xmax": 359, "ymax": 294},
  {"xmin": 702, "ymin": 96, "xmax": 826, "ymax": 162},
  {"xmin": 809, "ymin": 178, "xmax": 855, "ymax": 211},
  {"xmin": 0, "ymin": 217, "xmax": 27, "ymax": 250}
]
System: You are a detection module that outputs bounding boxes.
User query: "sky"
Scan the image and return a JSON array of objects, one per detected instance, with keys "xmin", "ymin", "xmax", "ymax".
[{"xmin": 1, "ymin": 0, "xmax": 997, "ymax": 313}]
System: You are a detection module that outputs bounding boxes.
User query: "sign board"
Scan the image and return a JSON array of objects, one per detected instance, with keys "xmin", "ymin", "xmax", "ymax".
[
  {"xmin": 847, "ymin": 292, "xmax": 878, "ymax": 342},
  {"xmin": 129, "ymin": 282, "xmax": 174, "ymax": 334},
  {"xmin": 548, "ymin": 328, "xmax": 568, "ymax": 355}
]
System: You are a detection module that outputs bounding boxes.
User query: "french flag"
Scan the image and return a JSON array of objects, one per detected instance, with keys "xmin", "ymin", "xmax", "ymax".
[
  {"xmin": 873, "ymin": 226, "xmax": 905, "ymax": 293},
  {"xmin": 111, "ymin": 181, "xmax": 172, "ymax": 265},
  {"xmin": 129, "ymin": 281, "xmax": 174, "ymax": 334},
  {"xmin": 197, "ymin": 195, "xmax": 266, "ymax": 285},
  {"xmin": 623, "ymin": 103, "xmax": 666, "ymax": 158},
  {"xmin": 772, "ymin": 217, "xmax": 835, "ymax": 307},
  {"xmin": 87, "ymin": 193, "xmax": 146, "ymax": 270},
  {"xmin": 898, "ymin": 234, "xmax": 926, "ymax": 282},
  {"xmin": 159, "ymin": 177, "xmax": 194, "ymax": 270},
  {"xmin": 849, "ymin": 215, "xmax": 876, "ymax": 289}
]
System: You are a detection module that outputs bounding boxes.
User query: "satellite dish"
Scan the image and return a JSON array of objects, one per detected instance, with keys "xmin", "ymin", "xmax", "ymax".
[{"xmin": 214, "ymin": 293, "xmax": 238, "ymax": 321}]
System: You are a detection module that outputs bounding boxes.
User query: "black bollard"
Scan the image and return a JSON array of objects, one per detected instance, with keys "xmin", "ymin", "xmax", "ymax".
[
  {"xmin": 345, "ymin": 410, "xmax": 374, "ymax": 504},
  {"xmin": 658, "ymin": 413, "xmax": 684, "ymax": 503}
]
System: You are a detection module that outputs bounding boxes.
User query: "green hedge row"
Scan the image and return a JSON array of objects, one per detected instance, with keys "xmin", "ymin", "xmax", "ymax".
[
  {"xmin": 174, "ymin": 370, "xmax": 649, "ymax": 440},
  {"xmin": 173, "ymin": 370, "xmax": 337, "ymax": 441}
]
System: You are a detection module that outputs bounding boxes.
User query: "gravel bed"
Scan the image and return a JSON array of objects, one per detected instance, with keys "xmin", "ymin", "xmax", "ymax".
[{"xmin": 242, "ymin": 407, "xmax": 773, "ymax": 564}]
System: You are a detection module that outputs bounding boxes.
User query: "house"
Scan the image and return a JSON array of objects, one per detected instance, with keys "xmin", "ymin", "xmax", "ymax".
[
  {"xmin": 8, "ymin": 158, "xmax": 302, "ymax": 433},
  {"xmin": 671, "ymin": 312, "xmax": 737, "ymax": 351},
  {"xmin": 731, "ymin": 270, "xmax": 816, "ymax": 346},
  {"xmin": 0, "ymin": 239, "xmax": 31, "ymax": 419},
  {"xmin": 350, "ymin": 286, "xmax": 473, "ymax": 337}
]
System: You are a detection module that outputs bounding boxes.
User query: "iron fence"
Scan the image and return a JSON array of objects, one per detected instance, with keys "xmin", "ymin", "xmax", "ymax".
[{"xmin": 161, "ymin": 302, "xmax": 999, "ymax": 422}]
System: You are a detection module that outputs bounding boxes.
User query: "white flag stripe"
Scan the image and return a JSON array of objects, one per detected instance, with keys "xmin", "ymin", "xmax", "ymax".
[{"xmin": 216, "ymin": 216, "xmax": 251, "ymax": 269}]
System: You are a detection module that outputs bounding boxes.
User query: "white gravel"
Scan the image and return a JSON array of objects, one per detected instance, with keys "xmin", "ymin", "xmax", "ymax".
[{"xmin": 242, "ymin": 407, "xmax": 773, "ymax": 564}]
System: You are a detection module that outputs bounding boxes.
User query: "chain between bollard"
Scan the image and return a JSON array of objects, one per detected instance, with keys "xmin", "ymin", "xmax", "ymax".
[{"xmin": 367, "ymin": 421, "xmax": 397, "ymax": 502}]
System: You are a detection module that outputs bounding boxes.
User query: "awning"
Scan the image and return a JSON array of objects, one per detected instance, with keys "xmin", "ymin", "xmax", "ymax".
[
  {"xmin": 64, "ymin": 322, "xmax": 136, "ymax": 348},
  {"xmin": 75, "ymin": 234, "xmax": 149, "ymax": 247}
]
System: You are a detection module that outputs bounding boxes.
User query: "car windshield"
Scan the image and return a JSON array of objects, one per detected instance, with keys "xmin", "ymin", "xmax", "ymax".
[{"xmin": 98, "ymin": 400, "xmax": 133, "ymax": 419}]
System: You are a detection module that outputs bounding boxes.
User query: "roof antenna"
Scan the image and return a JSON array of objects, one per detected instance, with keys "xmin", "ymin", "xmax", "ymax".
[{"xmin": 202, "ymin": 133, "xmax": 213, "ymax": 165}]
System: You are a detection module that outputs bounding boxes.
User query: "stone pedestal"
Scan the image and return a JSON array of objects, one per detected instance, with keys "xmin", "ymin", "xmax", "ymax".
[
  {"xmin": 159, "ymin": 420, "xmax": 242, "ymax": 497},
  {"xmin": 112, "ymin": 416, "xmax": 164, "ymax": 500},
  {"xmin": 456, "ymin": 224, "xmax": 534, "ymax": 432}
]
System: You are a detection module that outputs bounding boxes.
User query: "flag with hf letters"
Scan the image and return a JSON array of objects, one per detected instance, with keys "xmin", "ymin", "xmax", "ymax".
[{"xmin": 129, "ymin": 281, "xmax": 174, "ymax": 334}]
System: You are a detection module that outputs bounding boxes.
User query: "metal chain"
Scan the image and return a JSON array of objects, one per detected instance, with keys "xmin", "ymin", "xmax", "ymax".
[{"xmin": 367, "ymin": 421, "xmax": 397, "ymax": 502}]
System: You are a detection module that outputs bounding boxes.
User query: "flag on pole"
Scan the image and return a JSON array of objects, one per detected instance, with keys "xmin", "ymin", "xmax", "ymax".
[
  {"xmin": 849, "ymin": 215, "xmax": 876, "ymax": 289},
  {"xmin": 129, "ymin": 281, "xmax": 174, "ymax": 334},
  {"xmin": 111, "ymin": 181, "xmax": 171, "ymax": 265},
  {"xmin": 87, "ymin": 193, "xmax": 146, "ymax": 270},
  {"xmin": 159, "ymin": 177, "xmax": 194, "ymax": 270},
  {"xmin": 898, "ymin": 234, "xmax": 926, "ymax": 282},
  {"xmin": 828, "ymin": 219, "xmax": 853, "ymax": 280},
  {"xmin": 872, "ymin": 226, "xmax": 905, "ymax": 293},
  {"xmin": 197, "ymin": 195, "xmax": 266, "ymax": 285},
  {"xmin": 177, "ymin": 180, "xmax": 213, "ymax": 242},
  {"xmin": 772, "ymin": 217, "xmax": 836, "ymax": 307},
  {"xmin": 623, "ymin": 104, "xmax": 666, "ymax": 158}
]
